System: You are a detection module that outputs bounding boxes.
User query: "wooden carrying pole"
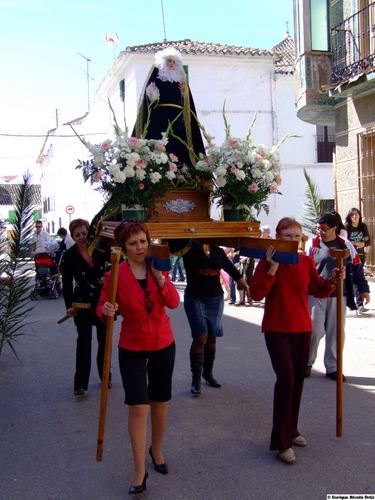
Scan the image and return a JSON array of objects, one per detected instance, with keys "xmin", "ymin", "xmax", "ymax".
[
  {"xmin": 96, "ymin": 247, "xmax": 122, "ymax": 462},
  {"xmin": 329, "ymin": 247, "xmax": 350, "ymax": 437}
]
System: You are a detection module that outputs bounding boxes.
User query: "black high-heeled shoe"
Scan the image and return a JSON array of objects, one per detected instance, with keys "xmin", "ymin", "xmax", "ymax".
[
  {"xmin": 129, "ymin": 470, "xmax": 148, "ymax": 495},
  {"xmin": 149, "ymin": 446, "xmax": 168, "ymax": 474}
]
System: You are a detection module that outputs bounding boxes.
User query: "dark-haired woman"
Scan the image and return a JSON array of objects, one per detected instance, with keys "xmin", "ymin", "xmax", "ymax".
[
  {"xmin": 62, "ymin": 218, "xmax": 110, "ymax": 396},
  {"xmin": 345, "ymin": 207, "xmax": 371, "ymax": 311},
  {"xmin": 97, "ymin": 219, "xmax": 179, "ymax": 494}
]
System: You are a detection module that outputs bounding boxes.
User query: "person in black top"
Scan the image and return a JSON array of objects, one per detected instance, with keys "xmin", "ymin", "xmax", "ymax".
[
  {"xmin": 182, "ymin": 242, "xmax": 251, "ymax": 395},
  {"xmin": 62, "ymin": 219, "xmax": 111, "ymax": 396},
  {"xmin": 345, "ymin": 207, "xmax": 371, "ymax": 311}
]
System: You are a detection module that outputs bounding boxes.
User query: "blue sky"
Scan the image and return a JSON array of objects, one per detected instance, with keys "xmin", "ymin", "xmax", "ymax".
[{"xmin": 0, "ymin": 0, "xmax": 294, "ymax": 172}]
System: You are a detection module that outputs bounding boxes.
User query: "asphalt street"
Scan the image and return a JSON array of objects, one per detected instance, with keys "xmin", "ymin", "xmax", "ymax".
[{"xmin": 0, "ymin": 278, "xmax": 374, "ymax": 500}]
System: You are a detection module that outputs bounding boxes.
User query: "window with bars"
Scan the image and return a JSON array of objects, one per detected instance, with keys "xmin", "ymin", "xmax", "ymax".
[
  {"xmin": 358, "ymin": 128, "xmax": 375, "ymax": 267},
  {"xmin": 316, "ymin": 125, "xmax": 335, "ymax": 162}
]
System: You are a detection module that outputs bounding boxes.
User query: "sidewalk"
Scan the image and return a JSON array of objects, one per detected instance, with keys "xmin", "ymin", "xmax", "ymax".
[{"xmin": 0, "ymin": 279, "xmax": 374, "ymax": 499}]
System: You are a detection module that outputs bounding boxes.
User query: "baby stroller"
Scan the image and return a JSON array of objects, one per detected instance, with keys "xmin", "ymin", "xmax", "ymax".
[{"xmin": 31, "ymin": 251, "xmax": 63, "ymax": 300}]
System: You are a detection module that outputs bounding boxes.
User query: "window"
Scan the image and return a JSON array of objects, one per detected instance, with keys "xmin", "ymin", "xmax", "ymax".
[
  {"xmin": 311, "ymin": 0, "xmax": 329, "ymax": 51},
  {"xmin": 320, "ymin": 199, "xmax": 334, "ymax": 213},
  {"xmin": 119, "ymin": 79, "xmax": 125, "ymax": 102},
  {"xmin": 316, "ymin": 125, "xmax": 335, "ymax": 162}
]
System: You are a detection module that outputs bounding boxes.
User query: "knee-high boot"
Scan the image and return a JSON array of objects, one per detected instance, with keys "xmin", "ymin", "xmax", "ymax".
[
  {"xmin": 202, "ymin": 349, "xmax": 221, "ymax": 388},
  {"xmin": 190, "ymin": 352, "xmax": 204, "ymax": 395}
]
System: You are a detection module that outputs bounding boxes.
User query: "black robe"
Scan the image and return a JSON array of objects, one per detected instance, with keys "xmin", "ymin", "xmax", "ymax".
[{"xmin": 133, "ymin": 67, "xmax": 205, "ymax": 167}]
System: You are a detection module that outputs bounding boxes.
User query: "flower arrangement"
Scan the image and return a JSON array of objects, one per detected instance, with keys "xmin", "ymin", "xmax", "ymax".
[
  {"xmin": 195, "ymin": 103, "xmax": 291, "ymax": 219},
  {"xmin": 72, "ymin": 103, "xmax": 212, "ymax": 213}
]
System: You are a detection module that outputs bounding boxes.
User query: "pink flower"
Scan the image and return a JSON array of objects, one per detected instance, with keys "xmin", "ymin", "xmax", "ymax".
[
  {"xmin": 139, "ymin": 183, "xmax": 145, "ymax": 190},
  {"xmin": 101, "ymin": 141, "xmax": 111, "ymax": 150},
  {"xmin": 169, "ymin": 153, "xmax": 178, "ymax": 162},
  {"xmin": 256, "ymin": 154, "xmax": 264, "ymax": 162},
  {"xmin": 155, "ymin": 142, "xmax": 165, "ymax": 151},
  {"xmin": 169, "ymin": 163, "xmax": 177, "ymax": 172},
  {"xmin": 276, "ymin": 175, "xmax": 282, "ymax": 186},
  {"xmin": 204, "ymin": 157, "xmax": 212, "ymax": 164},
  {"xmin": 128, "ymin": 137, "xmax": 139, "ymax": 149},
  {"xmin": 230, "ymin": 140, "xmax": 238, "ymax": 147},
  {"xmin": 248, "ymin": 182, "xmax": 258, "ymax": 192},
  {"xmin": 230, "ymin": 166, "xmax": 237, "ymax": 173},
  {"xmin": 93, "ymin": 171, "xmax": 102, "ymax": 182},
  {"xmin": 136, "ymin": 160, "xmax": 147, "ymax": 169},
  {"xmin": 270, "ymin": 182, "xmax": 278, "ymax": 193}
]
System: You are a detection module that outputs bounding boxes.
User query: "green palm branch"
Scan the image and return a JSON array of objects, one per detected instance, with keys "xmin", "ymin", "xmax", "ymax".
[{"xmin": 301, "ymin": 168, "xmax": 322, "ymax": 235}]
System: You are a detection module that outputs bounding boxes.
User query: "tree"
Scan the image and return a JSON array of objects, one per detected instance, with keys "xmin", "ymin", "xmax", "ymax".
[{"xmin": 0, "ymin": 172, "xmax": 37, "ymax": 359}]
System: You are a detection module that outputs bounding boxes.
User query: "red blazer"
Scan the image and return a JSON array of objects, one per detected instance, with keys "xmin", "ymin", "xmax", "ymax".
[{"xmin": 97, "ymin": 259, "xmax": 180, "ymax": 351}]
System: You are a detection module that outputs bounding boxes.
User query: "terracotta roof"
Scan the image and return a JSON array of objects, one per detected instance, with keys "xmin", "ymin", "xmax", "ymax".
[
  {"xmin": 271, "ymin": 34, "xmax": 295, "ymax": 74},
  {"xmin": 126, "ymin": 39, "xmax": 274, "ymax": 58},
  {"xmin": 0, "ymin": 184, "xmax": 41, "ymax": 206}
]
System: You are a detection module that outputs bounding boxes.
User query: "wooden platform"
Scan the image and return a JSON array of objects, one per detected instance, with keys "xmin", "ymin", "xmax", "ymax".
[
  {"xmin": 99, "ymin": 220, "xmax": 260, "ymax": 242},
  {"xmin": 98, "ymin": 220, "xmax": 298, "ymax": 256}
]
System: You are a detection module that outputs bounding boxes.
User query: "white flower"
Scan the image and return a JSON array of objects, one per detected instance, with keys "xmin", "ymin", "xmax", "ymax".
[
  {"xmin": 165, "ymin": 170, "xmax": 176, "ymax": 180},
  {"xmin": 113, "ymin": 171, "xmax": 126, "ymax": 183},
  {"xmin": 135, "ymin": 169, "xmax": 146, "ymax": 181},
  {"xmin": 150, "ymin": 172, "xmax": 162, "ymax": 184},
  {"xmin": 126, "ymin": 152, "xmax": 141, "ymax": 167},
  {"xmin": 265, "ymin": 171, "xmax": 275, "ymax": 182},
  {"xmin": 124, "ymin": 166, "xmax": 135, "ymax": 178},
  {"xmin": 263, "ymin": 159, "xmax": 271, "ymax": 170},
  {"xmin": 159, "ymin": 152, "xmax": 169, "ymax": 163},
  {"xmin": 235, "ymin": 169, "xmax": 246, "ymax": 181},
  {"xmin": 216, "ymin": 166, "xmax": 227, "ymax": 176},
  {"xmin": 216, "ymin": 176, "xmax": 227, "ymax": 187},
  {"xmin": 252, "ymin": 168, "xmax": 262, "ymax": 179},
  {"xmin": 109, "ymin": 164, "xmax": 120, "ymax": 174}
]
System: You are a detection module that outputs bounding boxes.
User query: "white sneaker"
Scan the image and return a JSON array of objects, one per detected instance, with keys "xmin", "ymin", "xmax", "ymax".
[{"xmin": 358, "ymin": 306, "xmax": 369, "ymax": 313}]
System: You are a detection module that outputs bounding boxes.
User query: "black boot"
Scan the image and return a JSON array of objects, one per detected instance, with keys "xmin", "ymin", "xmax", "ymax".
[
  {"xmin": 202, "ymin": 349, "xmax": 221, "ymax": 388},
  {"xmin": 190, "ymin": 353, "xmax": 204, "ymax": 395}
]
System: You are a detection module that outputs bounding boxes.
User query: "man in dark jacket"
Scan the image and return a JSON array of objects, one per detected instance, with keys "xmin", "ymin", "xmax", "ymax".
[{"xmin": 305, "ymin": 212, "xmax": 370, "ymax": 381}]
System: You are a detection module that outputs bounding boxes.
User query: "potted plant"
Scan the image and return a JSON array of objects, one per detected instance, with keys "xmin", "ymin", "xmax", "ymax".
[{"xmin": 195, "ymin": 102, "xmax": 291, "ymax": 221}]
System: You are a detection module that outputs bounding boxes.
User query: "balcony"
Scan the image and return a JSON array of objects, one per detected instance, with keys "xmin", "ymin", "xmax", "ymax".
[{"xmin": 331, "ymin": 2, "xmax": 375, "ymax": 85}]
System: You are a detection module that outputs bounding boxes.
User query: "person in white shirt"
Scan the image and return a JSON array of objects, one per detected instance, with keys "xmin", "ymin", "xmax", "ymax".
[
  {"xmin": 32, "ymin": 220, "xmax": 51, "ymax": 254},
  {"xmin": 57, "ymin": 227, "xmax": 75, "ymax": 250}
]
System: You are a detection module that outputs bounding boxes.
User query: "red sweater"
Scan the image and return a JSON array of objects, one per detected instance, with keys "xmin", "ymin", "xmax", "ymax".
[
  {"xmin": 97, "ymin": 259, "xmax": 180, "ymax": 351},
  {"xmin": 250, "ymin": 254, "xmax": 334, "ymax": 333}
]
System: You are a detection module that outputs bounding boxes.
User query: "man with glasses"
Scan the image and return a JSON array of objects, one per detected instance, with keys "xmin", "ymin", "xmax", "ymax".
[
  {"xmin": 305, "ymin": 212, "xmax": 370, "ymax": 381},
  {"xmin": 32, "ymin": 220, "xmax": 51, "ymax": 255}
]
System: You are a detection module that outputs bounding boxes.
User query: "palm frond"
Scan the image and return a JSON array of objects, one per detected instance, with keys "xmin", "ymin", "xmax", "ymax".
[{"xmin": 301, "ymin": 168, "xmax": 322, "ymax": 235}]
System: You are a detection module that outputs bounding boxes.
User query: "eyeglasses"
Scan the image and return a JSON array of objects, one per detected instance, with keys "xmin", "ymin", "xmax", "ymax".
[
  {"xmin": 316, "ymin": 227, "xmax": 333, "ymax": 234},
  {"xmin": 144, "ymin": 290, "xmax": 152, "ymax": 313},
  {"xmin": 278, "ymin": 233, "xmax": 302, "ymax": 240}
]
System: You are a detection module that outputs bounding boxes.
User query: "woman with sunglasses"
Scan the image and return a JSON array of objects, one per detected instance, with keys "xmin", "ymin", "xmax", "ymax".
[{"xmin": 97, "ymin": 219, "xmax": 179, "ymax": 494}]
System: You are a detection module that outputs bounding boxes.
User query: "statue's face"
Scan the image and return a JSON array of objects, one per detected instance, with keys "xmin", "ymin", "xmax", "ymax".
[{"xmin": 166, "ymin": 57, "xmax": 175, "ymax": 70}]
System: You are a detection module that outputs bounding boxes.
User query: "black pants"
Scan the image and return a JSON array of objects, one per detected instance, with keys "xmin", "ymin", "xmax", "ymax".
[{"xmin": 74, "ymin": 312, "xmax": 107, "ymax": 391}]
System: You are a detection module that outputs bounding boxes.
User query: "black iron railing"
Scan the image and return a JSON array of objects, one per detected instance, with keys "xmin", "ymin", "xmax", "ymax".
[{"xmin": 331, "ymin": 2, "xmax": 375, "ymax": 85}]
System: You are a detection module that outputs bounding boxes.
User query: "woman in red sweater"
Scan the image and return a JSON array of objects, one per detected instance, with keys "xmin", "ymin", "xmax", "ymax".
[
  {"xmin": 249, "ymin": 217, "xmax": 344, "ymax": 465},
  {"xmin": 97, "ymin": 219, "xmax": 180, "ymax": 494}
]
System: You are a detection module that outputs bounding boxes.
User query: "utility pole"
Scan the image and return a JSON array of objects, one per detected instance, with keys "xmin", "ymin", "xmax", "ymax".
[
  {"xmin": 77, "ymin": 52, "xmax": 92, "ymax": 113},
  {"xmin": 160, "ymin": 0, "xmax": 167, "ymax": 42}
]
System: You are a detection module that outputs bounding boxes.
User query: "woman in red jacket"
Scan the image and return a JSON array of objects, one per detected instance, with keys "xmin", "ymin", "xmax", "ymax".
[
  {"xmin": 97, "ymin": 219, "xmax": 180, "ymax": 494},
  {"xmin": 250, "ymin": 218, "xmax": 344, "ymax": 465}
]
